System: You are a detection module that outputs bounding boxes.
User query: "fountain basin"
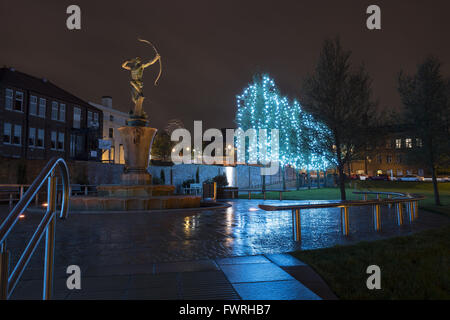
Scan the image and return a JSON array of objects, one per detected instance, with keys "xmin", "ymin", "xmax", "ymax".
[
  {"xmin": 97, "ymin": 184, "xmax": 175, "ymax": 197},
  {"xmin": 70, "ymin": 195, "xmax": 201, "ymax": 211}
]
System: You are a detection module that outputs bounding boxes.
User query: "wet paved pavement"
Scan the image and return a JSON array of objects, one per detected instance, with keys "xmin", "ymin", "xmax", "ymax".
[{"xmin": 1, "ymin": 200, "xmax": 449, "ymax": 299}]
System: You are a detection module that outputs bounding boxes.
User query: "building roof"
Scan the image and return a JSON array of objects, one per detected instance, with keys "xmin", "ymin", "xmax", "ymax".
[{"xmin": 0, "ymin": 67, "xmax": 90, "ymax": 106}]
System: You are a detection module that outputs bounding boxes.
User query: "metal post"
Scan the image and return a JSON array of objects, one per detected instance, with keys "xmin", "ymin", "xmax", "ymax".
[
  {"xmin": 0, "ymin": 242, "xmax": 9, "ymax": 300},
  {"xmin": 84, "ymin": 185, "xmax": 88, "ymax": 196},
  {"xmin": 263, "ymin": 191, "xmax": 266, "ymax": 200},
  {"xmin": 279, "ymin": 191, "xmax": 282, "ymax": 201},
  {"xmin": 341, "ymin": 207, "xmax": 349, "ymax": 236},
  {"xmin": 213, "ymin": 182, "xmax": 217, "ymax": 201},
  {"xmin": 9, "ymin": 193, "xmax": 12, "ymax": 208},
  {"xmin": 35, "ymin": 193, "xmax": 39, "ymax": 206},
  {"xmin": 397, "ymin": 203, "xmax": 404, "ymax": 226},
  {"xmin": 373, "ymin": 205, "xmax": 381, "ymax": 231},
  {"xmin": 408, "ymin": 202, "xmax": 414, "ymax": 222},
  {"xmin": 414, "ymin": 201, "xmax": 419, "ymax": 219},
  {"xmin": 248, "ymin": 191, "xmax": 251, "ymax": 200},
  {"xmin": 43, "ymin": 171, "xmax": 57, "ymax": 300},
  {"xmin": 295, "ymin": 209, "xmax": 301, "ymax": 241},
  {"xmin": 19, "ymin": 185, "xmax": 24, "ymax": 199}
]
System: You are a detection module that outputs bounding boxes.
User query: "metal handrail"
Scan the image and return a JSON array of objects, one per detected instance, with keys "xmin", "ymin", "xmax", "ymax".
[
  {"xmin": 258, "ymin": 191, "xmax": 424, "ymax": 241},
  {"xmin": 0, "ymin": 157, "xmax": 70, "ymax": 300}
]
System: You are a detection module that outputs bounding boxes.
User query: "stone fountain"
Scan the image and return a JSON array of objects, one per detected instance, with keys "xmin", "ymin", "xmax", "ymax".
[{"xmin": 70, "ymin": 40, "xmax": 201, "ymax": 211}]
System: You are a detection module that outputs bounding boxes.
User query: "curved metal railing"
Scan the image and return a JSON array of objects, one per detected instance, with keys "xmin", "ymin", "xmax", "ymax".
[
  {"xmin": 0, "ymin": 157, "xmax": 70, "ymax": 300},
  {"xmin": 258, "ymin": 190, "xmax": 425, "ymax": 241}
]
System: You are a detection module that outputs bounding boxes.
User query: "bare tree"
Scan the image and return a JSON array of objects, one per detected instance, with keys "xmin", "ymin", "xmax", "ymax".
[
  {"xmin": 398, "ymin": 57, "xmax": 450, "ymax": 206},
  {"xmin": 302, "ymin": 38, "xmax": 378, "ymax": 200}
]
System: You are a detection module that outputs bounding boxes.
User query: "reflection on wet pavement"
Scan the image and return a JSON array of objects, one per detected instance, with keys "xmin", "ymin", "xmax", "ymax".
[{"xmin": 1, "ymin": 200, "xmax": 449, "ymax": 269}]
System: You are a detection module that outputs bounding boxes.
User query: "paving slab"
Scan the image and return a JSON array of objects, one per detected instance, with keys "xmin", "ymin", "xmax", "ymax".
[
  {"xmin": 232, "ymin": 280, "xmax": 321, "ymax": 300},
  {"xmin": 220, "ymin": 263, "xmax": 294, "ymax": 283},
  {"xmin": 216, "ymin": 255, "xmax": 271, "ymax": 265},
  {"xmin": 155, "ymin": 260, "xmax": 219, "ymax": 274},
  {"xmin": 265, "ymin": 253, "xmax": 306, "ymax": 267}
]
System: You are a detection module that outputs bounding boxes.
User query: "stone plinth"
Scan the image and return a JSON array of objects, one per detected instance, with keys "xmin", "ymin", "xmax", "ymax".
[
  {"xmin": 97, "ymin": 184, "xmax": 175, "ymax": 197},
  {"xmin": 117, "ymin": 125, "xmax": 157, "ymax": 185}
]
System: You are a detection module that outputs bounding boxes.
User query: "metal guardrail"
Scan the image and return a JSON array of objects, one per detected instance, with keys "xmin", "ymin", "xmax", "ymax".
[
  {"xmin": 0, "ymin": 157, "xmax": 70, "ymax": 300},
  {"xmin": 258, "ymin": 191, "xmax": 425, "ymax": 241}
]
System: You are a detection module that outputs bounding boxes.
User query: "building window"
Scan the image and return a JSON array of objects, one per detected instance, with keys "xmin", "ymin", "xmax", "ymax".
[
  {"xmin": 59, "ymin": 104, "xmax": 66, "ymax": 122},
  {"xmin": 94, "ymin": 112, "xmax": 99, "ymax": 126},
  {"xmin": 119, "ymin": 144, "xmax": 124, "ymax": 164},
  {"xmin": 13, "ymin": 125, "xmax": 22, "ymax": 145},
  {"xmin": 14, "ymin": 91, "xmax": 24, "ymax": 112},
  {"xmin": 418, "ymin": 169, "xmax": 424, "ymax": 176},
  {"xmin": 386, "ymin": 155, "xmax": 392, "ymax": 163},
  {"xmin": 110, "ymin": 114, "xmax": 114, "ymax": 121},
  {"xmin": 51, "ymin": 101, "xmax": 59, "ymax": 120},
  {"xmin": 396, "ymin": 154, "xmax": 402, "ymax": 164},
  {"xmin": 37, "ymin": 129, "xmax": 44, "ymax": 148},
  {"xmin": 5, "ymin": 89, "xmax": 13, "ymax": 110},
  {"xmin": 416, "ymin": 138, "xmax": 423, "ymax": 148},
  {"xmin": 39, "ymin": 98, "xmax": 46, "ymax": 118},
  {"xmin": 29, "ymin": 96, "xmax": 37, "ymax": 116},
  {"xmin": 87, "ymin": 111, "xmax": 93, "ymax": 127},
  {"xmin": 58, "ymin": 132, "xmax": 65, "ymax": 150},
  {"xmin": 405, "ymin": 138, "xmax": 412, "ymax": 149},
  {"xmin": 51, "ymin": 131, "xmax": 57, "ymax": 150},
  {"xmin": 3, "ymin": 122, "xmax": 11, "ymax": 144},
  {"xmin": 385, "ymin": 139, "xmax": 392, "ymax": 149},
  {"xmin": 109, "ymin": 128, "xmax": 114, "ymax": 138},
  {"xmin": 28, "ymin": 127, "xmax": 36, "ymax": 147},
  {"xmin": 377, "ymin": 154, "xmax": 382, "ymax": 164},
  {"xmin": 73, "ymin": 107, "xmax": 81, "ymax": 129},
  {"xmin": 395, "ymin": 139, "xmax": 402, "ymax": 149}
]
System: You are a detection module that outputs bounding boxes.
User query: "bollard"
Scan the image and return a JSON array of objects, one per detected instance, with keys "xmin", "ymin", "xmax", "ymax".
[
  {"xmin": 341, "ymin": 207, "xmax": 349, "ymax": 236},
  {"xmin": 373, "ymin": 204, "xmax": 381, "ymax": 231}
]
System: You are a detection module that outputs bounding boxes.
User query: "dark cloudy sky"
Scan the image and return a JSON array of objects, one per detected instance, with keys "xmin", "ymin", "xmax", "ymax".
[{"xmin": 1, "ymin": 0, "xmax": 449, "ymax": 131}]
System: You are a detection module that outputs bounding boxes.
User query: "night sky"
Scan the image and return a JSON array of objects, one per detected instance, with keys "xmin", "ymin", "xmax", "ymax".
[{"xmin": 1, "ymin": 0, "xmax": 449, "ymax": 131}]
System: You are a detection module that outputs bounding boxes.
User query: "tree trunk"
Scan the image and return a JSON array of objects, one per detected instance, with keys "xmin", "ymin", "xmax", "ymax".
[
  {"xmin": 431, "ymin": 165, "xmax": 441, "ymax": 206},
  {"xmin": 338, "ymin": 164, "xmax": 346, "ymax": 200},
  {"xmin": 296, "ymin": 170, "xmax": 300, "ymax": 190},
  {"xmin": 317, "ymin": 170, "xmax": 320, "ymax": 189},
  {"xmin": 282, "ymin": 166, "xmax": 286, "ymax": 191},
  {"xmin": 262, "ymin": 174, "xmax": 266, "ymax": 193},
  {"xmin": 307, "ymin": 170, "xmax": 311, "ymax": 190}
]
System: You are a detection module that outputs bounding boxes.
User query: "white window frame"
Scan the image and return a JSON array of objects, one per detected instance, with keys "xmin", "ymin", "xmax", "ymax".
[
  {"xmin": 28, "ymin": 127, "xmax": 36, "ymax": 147},
  {"xmin": 29, "ymin": 95, "xmax": 37, "ymax": 116},
  {"xmin": 51, "ymin": 131, "xmax": 57, "ymax": 150},
  {"xmin": 39, "ymin": 98, "xmax": 46, "ymax": 118},
  {"xmin": 37, "ymin": 129, "xmax": 45, "ymax": 148},
  {"xmin": 73, "ymin": 107, "xmax": 81, "ymax": 129},
  {"xmin": 59, "ymin": 103, "xmax": 66, "ymax": 122},
  {"xmin": 3, "ymin": 122, "xmax": 11, "ymax": 144},
  {"xmin": 58, "ymin": 132, "xmax": 65, "ymax": 151},
  {"xmin": 14, "ymin": 91, "xmax": 24, "ymax": 112},
  {"xmin": 13, "ymin": 124, "xmax": 22, "ymax": 145},
  {"xmin": 5, "ymin": 89, "xmax": 13, "ymax": 110},
  {"xmin": 51, "ymin": 101, "xmax": 59, "ymax": 120}
]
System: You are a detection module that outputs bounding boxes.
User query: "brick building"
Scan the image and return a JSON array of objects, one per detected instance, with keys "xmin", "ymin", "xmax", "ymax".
[
  {"xmin": 0, "ymin": 67, "xmax": 103, "ymax": 161},
  {"xmin": 349, "ymin": 125, "xmax": 428, "ymax": 177}
]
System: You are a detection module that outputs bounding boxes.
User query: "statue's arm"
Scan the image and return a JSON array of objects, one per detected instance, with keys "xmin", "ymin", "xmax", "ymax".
[
  {"xmin": 121, "ymin": 61, "xmax": 131, "ymax": 70},
  {"xmin": 143, "ymin": 54, "xmax": 160, "ymax": 68}
]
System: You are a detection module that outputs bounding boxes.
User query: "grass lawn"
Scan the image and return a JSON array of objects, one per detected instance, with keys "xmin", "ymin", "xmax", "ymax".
[
  {"xmin": 239, "ymin": 181, "xmax": 450, "ymax": 216},
  {"xmin": 240, "ymin": 181, "xmax": 450, "ymax": 299},
  {"xmin": 291, "ymin": 225, "xmax": 450, "ymax": 299}
]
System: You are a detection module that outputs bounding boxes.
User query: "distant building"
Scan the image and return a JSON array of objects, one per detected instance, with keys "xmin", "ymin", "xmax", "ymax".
[
  {"xmin": 350, "ymin": 125, "xmax": 427, "ymax": 177},
  {"xmin": 0, "ymin": 67, "xmax": 103, "ymax": 161},
  {"xmin": 165, "ymin": 118, "xmax": 185, "ymax": 136},
  {"xmin": 89, "ymin": 96, "xmax": 128, "ymax": 164}
]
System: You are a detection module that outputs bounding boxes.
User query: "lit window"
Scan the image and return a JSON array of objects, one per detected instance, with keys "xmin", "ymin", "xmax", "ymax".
[
  {"xmin": 28, "ymin": 127, "xmax": 36, "ymax": 146},
  {"xmin": 51, "ymin": 131, "xmax": 57, "ymax": 150},
  {"xmin": 58, "ymin": 132, "xmax": 64, "ymax": 150},
  {"xmin": 3, "ymin": 122, "xmax": 11, "ymax": 144},
  {"xmin": 29, "ymin": 96, "xmax": 37, "ymax": 115},
  {"xmin": 73, "ymin": 107, "xmax": 81, "ymax": 129},
  {"xmin": 39, "ymin": 98, "xmax": 46, "ymax": 118},
  {"xmin": 37, "ymin": 129, "xmax": 44, "ymax": 148},
  {"xmin": 14, "ymin": 91, "xmax": 24, "ymax": 111},
  {"xmin": 416, "ymin": 138, "xmax": 423, "ymax": 148},
  {"xmin": 405, "ymin": 138, "xmax": 412, "ymax": 148},
  {"xmin": 51, "ymin": 101, "xmax": 59, "ymax": 120},
  {"xmin": 13, "ymin": 124, "xmax": 22, "ymax": 145},
  {"xmin": 5, "ymin": 89, "xmax": 13, "ymax": 110},
  {"xmin": 395, "ymin": 139, "xmax": 402, "ymax": 149},
  {"xmin": 59, "ymin": 104, "xmax": 66, "ymax": 122}
]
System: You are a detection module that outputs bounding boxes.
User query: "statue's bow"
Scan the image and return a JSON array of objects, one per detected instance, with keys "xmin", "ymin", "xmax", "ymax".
[{"xmin": 138, "ymin": 38, "xmax": 162, "ymax": 86}]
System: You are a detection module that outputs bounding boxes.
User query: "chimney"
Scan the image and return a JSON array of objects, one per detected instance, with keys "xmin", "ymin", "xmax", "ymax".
[{"xmin": 101, "ymin": 96, "xmax": 112, "ymax": 108}]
